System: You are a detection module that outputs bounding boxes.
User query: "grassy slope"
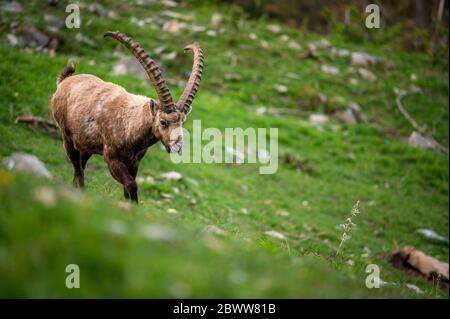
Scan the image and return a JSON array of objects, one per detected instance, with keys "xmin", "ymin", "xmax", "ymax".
[{"xmin": 0, "ymin": 1, "xmax": 448, "ymax": 298}]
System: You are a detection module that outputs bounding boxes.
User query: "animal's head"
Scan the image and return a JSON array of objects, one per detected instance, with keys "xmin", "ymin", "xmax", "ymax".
[
  {"xmin": 154, "ymin": 108, "xmax": 186, "ymax": 153},
  {"xmin": 105, "ymin": 32, "xmax": 204, "ymax": 153}
]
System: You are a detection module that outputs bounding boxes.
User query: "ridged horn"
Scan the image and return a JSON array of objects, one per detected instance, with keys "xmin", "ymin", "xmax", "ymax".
[
  {"xmin": 177, "ymin": 42, "xmax": 204, "ymax": 114},
  {"xmin": 104, "ymin": 31, "xmax": 175, "ymax": 113}
]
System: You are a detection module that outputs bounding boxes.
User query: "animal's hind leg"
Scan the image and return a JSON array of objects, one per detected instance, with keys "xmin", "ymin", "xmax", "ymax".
[
  {"xmin": 63, "ymin": 138, "xmax": 84, "ymax": 188},
  {"xmin": 79, "ymin": 152, "xmax": 92, "ymax": 187},
  {"xmin": 80, "ymin": 152, "xmax": 92, "ymax": 170},
  {"xmin": 107, "ymin": 158, "xmax": 138, "ymax": 203}
]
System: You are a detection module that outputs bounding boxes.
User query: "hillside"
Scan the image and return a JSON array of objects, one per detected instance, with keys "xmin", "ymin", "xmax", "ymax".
[{"xmin": 0, "ymin": 0, "xmax": 448, "ymax": 298}]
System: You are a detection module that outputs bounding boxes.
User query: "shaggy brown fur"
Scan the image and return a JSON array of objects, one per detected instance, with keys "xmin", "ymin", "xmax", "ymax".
[{"xmin": 51, "ymin": 31, "xmax": 204, "ymax": 202}]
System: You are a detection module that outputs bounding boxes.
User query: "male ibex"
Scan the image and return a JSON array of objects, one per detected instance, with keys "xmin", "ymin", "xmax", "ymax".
[{"xmin": 51, "ymin": 31, "xmax": 204, "ymax": 202}]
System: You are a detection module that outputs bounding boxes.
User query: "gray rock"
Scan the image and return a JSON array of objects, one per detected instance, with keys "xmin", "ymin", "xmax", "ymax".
[
  {"xmin": 309, "ymin": 114, "xmax": 329, "ymax": 128},
  {"xmin": 161, "ymin": 171, "xmax": 183, "ymax": 181},
  {"xmin": 0, "ymin": 0, "xmax": 22, "ymax": 12},
  {"xmin": 408, "ymin": 132, "xmax": 439, "ymax": 150},
  {"xmin": 210, "ymin": 12, "xmax": 223, "ymax": 27},
  {"xmin": 22, "ymin": 25, "xmax": 50, "ymax": 48},
  {"xmin": 6, "ymin": 33, "xmax": 19, "ymax": 46},
  {"xmin": 358, "ymin": 68, "xmax": 377, "ymax": 81},
  {"xmin": 3, "ymin": 153, "xmax": 52, "ymax": 179},
  {"xmin": 44, "ymin": 14, "xmax": 64, "ymax": 30},
  {"xmin": 321, "ymin": 64, "xmax": 340, "ymax": 75},
  {"xmin": 334, "ymin": 109, "xmax": 357, "ymax": 124},
  {"xmin": 112, "ymin": 56, "xmax": 148, "ymax": 80},
  {"xmin": 351, "ymin": 52, "xmax": 377, "ymax": 67},
  {"xmin": 348, "ymin": 102, "xmax": 368, "ymax": 123},
  {"xmin": 264, "ymin": 230, "xmax": 287, "ymax": 241}
]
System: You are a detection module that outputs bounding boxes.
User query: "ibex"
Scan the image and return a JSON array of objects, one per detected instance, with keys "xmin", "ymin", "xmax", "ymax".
[{"xmin": 51, "ymin": 31, "xmax": 204, "ymax": 202}]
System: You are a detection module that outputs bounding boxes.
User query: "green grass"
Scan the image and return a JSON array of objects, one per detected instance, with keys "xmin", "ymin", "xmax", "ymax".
[{"xmin": 0, "ymin": 0, "xmax": 448, "ymax": 298}]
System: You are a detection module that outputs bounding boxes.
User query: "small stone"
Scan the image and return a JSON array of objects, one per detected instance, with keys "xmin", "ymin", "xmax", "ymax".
[
  {"xmin": 44, "ymin": 14, "xmax": 64, "ymax": 29},
  {"xmin": 163, "ymin": 19, "xmax": 180, "ymax": 34},
  {"xmin": 255, "ymin": 106, "xmax": 267, "ymax": 115},
  {"xmin": 321, "ymin": 64, "xmax": 340, "ymax": 75},
  {"xmin": 34, "ymin": 186, "xmax": 56, "ymax": 206},
  {"xmin": 161, "ymin": 193, "xmax": 173, "ymax": 200},
  {"xmin": 264, "ymin": 230, "xmax": 287, "ymax": 241},
  {"xmin": 334, "ymin": 110, "xmax": 356, "ymax": 124},
  {"xmin": 358, "ymin": 68, "xmax": 376, "ymax": 81},
  {"xmin": 161, "ymin": 171, "xmax": 183, "ymax": 181},
  {"xmin": 260, "ymin": 40, "xmax": 269, "ymax": 49},
  {"xmin": 408, "ymin": 132, "xmax": 439, "ymax": 150},
  {"xmin": 210, "ymin": 12, "xmax": 223, "ymax": 27},
  {"xmin": 161, "ymin": 51, "xmax": 177, "ymax": 61},
  {"xmin": 267, "ymin": 24, "xmax": 281, "ymax": 33},
  {"xmin": 279, "ymin": 34, "xmax": 289, "ymax": 42},
  {"xmin": 275, "ymin": 84, "xmax": 288, "ymax": 93},
  {"xmin": 337, "ymin": 48, "xmax": 350, "ymax": 57},
  {"xmin": 166, "ymin": 208, "xmax": 178, "ymax": 214},
  {"xmin": 409, "ymin": 84, "xmax": 422, "ymax": 93},
  {"xmin": 191, "ymin": 25, "xmax": 206, "ymax": 33},
  {"xmin": 361, "ymin": 246, "xmax": 372, "ymax": 258},
  {"xmin": 287, "ymin": 40, "xmax": 301, "ymax": 50},
  {"xmin": 309, "ymin": 114, "xmax": 329, "ymax": 128},
  {"xmin": 240, "ymin": 208, "xmax": 249, "ymax": 215},
  {"xmin": 348, "ymin": 102, "xmax": 368, "ymax": 123},
  {"xmin": 351, "ymin": 52, "xmax": 377, "ymax": 67},
  {"xmin": 318, "ymin": 38, "xmax": 331, "ymax": 48},
  {"xmin": 276, "ymin": 210, "xmax": 290, "ymax": 217},
  {"xmin": 22, "ymin": 25, "xmax": 49, "ymax": 48},
  {"xmin": 206, "ymin": 30, "xmax": 217, "ymax": 37},
  {"xmin": 0, "ymin": 0, "xmax": 22, "ymax": 12},
  {"xmin": 162, "ymin": 0, "xmax": 177, "ymax": 7},
  {"xmin": 6, "ymin": 33, "xmax": 18, "ymax": 46}
]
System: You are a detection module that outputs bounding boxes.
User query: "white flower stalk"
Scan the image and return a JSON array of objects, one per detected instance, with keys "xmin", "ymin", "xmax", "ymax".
[{"xmin": 335, "ymin": 200, "xmax": 361, "ymax": 257}]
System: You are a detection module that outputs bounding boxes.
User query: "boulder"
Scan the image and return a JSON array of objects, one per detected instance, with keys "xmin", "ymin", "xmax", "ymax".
[{"xmin": 3, "ymin": 153, "xmax": 52, "ymax": 179}]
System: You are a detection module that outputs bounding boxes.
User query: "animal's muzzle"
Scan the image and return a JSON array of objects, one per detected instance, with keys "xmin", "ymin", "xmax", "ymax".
[{"xmin": 169, "ymin": 137, "xmax": 183, "ymax": 154}]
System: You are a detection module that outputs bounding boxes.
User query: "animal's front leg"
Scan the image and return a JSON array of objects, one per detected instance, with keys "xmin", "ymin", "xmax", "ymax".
[{"xmin": 106, "ymin": 158, "xmax": 138, "ymax": 203}]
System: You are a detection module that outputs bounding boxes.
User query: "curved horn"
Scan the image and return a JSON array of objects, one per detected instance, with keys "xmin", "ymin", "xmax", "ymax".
[
  {"xmin": 177, "ymin": 42, "xmax": 204, "ymax": 114},
  {"xmin": 104, "ymin": 31, "xmax": 175, "ymax": 113}
]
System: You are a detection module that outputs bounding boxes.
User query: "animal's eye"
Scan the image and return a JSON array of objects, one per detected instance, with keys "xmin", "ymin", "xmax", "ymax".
[{"xmin": 160, "ymin": 120, "xmax": 169, "ymax": 128}]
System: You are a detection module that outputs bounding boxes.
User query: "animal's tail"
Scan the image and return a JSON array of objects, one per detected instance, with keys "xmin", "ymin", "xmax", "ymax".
[{"xmin": 57, "ymin": 62, "xmax": 76, "ymax": 85}]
